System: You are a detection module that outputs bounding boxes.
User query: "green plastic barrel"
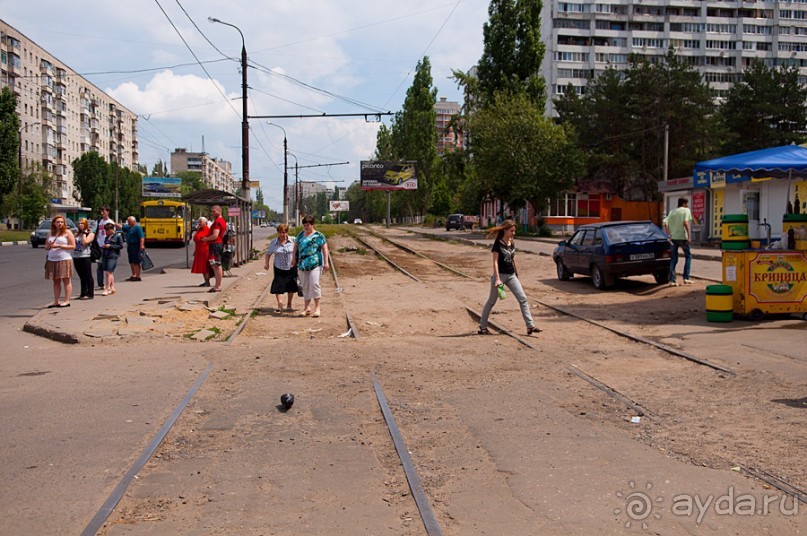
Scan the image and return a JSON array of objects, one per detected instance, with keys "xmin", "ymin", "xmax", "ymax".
[
  {"xmin": 705, "ymin": 284, "xmax": 733, "ymax": 322},
  {"xmin": 721, "ymin": 214, "xmax": 749, "ymax": 250},
  {"xmin": 783, "ymin": 213, "xmax": 807, "ymax": 250}
]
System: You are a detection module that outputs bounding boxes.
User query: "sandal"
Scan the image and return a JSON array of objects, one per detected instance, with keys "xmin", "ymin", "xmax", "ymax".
[
  {"xmin": 477, "ymin": 327, "xmax": 489, "ymax": 335},
  {"xmin": 527, "ymin": 326, "xmax": 543, "ymax": 335}
]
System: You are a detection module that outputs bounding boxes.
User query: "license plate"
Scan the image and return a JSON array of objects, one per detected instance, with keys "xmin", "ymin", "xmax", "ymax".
[{"xmin": 629, "ymin": 253, "xmax": 655, "ymax": 260}]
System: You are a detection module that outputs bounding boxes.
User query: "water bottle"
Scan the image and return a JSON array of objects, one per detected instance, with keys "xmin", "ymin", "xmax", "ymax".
[{"xmin": 497, "ymin": 284, "xmax": 506, "ymax": 300}]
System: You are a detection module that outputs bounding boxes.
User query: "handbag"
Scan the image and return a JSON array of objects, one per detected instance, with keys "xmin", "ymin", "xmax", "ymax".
[
  {"xmin": 90, "ymin": 239, "xmax": 102, "ymax": 262},
  {"xmin": 140, "ymin": 250, "xmax": 155, "ymax": 271}
]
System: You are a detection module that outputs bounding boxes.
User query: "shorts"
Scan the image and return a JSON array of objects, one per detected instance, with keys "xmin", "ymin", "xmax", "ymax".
[
  {"xmin": 127, "ymin": 247, "xmax": 141, "ymax": 264},
  {"xmin": 209, "ymin": 242, "xmax": 223, "ymax": 266}
]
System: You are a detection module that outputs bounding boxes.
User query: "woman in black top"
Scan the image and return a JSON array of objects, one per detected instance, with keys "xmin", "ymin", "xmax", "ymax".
[{"xmin": 478, "ymin": 219, "xmax": 540, "ymax": 335}]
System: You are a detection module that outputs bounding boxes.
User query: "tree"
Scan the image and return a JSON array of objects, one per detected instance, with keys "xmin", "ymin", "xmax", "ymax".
[
  {"xmin": 470, "ymin": 92, "xmax": 584, "ymax": 213},
  {"xmin": 73, "ymin": 152, "xmax": 142, "ymax": 218},
  {"xmin": 1, "ymin": 168, "xmax": 51, "ymax": 228},
  {"xmin": 0, "ymin": 86, "xmax": 21, "ymax": 209},
  {"xmin": 175, "ymin": 170, "xmax": 204, "ymax": 196},
  {"xmin": 151, "ymin": 160, "xmax": 169, "ymax": 176},
  {"xmin": 718, "ymin": 59, "xmax": 807, "ymax": 154},
  {"xmin": 463, "ymin": 0, "xmax": 546, "ymax": 109}
]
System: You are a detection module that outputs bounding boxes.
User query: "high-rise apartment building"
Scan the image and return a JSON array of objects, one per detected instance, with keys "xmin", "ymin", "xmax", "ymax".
[
  {"xmin": 1, "ymin": 19, "xmax": 139, "ymax": 207},
  {"xmin": 170, "ymin": 148, "xmax": 236, "ymax": 193},
  {"xmin": 434, "ymin": 97, "xmax": 463, "ymax": 155},
  {"xmin": 541, "ymin": 1, "xmax": 807, "ymax": 115}
]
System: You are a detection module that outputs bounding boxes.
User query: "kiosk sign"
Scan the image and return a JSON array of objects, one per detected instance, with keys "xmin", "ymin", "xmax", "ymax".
[{"xmin": 749, "ymin": 252, "xmax": 807, "ymax": 303}]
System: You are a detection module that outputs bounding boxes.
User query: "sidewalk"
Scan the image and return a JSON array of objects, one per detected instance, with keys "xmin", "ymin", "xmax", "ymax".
[{"xmin": 23, "ymin": 264, "xmax": 245, "ymax": 344}]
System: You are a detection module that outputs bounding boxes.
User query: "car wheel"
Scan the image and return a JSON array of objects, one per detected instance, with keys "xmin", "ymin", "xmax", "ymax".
[
  {"xmin": 31, "ymin": 242, "xmax": 38, "ymax": 248},
  {"xmin": 556, "ymin": 259, "xmax": 571, "ymax": 281},
  {"xmin": 653, "ymin": 271, "xmax": 670, "ymax": 285},
  {"xmin": 750, "ymin": 308, "xmax": 765, "ymax": 322},
  {"xmin": 591, "ymin": 265, "xmax": 609, "ymax": 290}
]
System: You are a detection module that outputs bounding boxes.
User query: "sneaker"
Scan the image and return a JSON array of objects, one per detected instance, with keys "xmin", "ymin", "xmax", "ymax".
[
  {"xmin": 477, "ymin": 327, "xmax": 490, "ymax": 335},
  {"xmin": 668, "ymin": 281, "xmax": 679, "ymax": 287},
  {"xmin": 683, "ymin": 279, "xmax": 693, "ymax": 285}
]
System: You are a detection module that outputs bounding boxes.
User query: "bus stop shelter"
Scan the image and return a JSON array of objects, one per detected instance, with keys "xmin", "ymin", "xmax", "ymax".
[{"xmin": 183, "ymin": 189, "xmax": 252, "ymax": 268}]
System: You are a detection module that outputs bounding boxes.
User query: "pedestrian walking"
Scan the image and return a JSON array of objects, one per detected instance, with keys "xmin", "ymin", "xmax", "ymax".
[
  {"xmin": 264, "ymin": 223, "xmax": 299, "ymax": 312},
  {"xmin": 292, "ymin": 215, "xmax": 329, "ymax": 317},
  {"xmin": 663, "ymin": 197, "xmax": 693, "ymax": 286},
  {"xmin": 478, "ymin": 219, "xmax": 541, "ymax": 336},
  {"xmin": 43, "ymin": 215, "xmax": 75, "ymax": 308},
  {"xmin": 72, "ymin": 218, "xmax": 95, "ymax": 300}
]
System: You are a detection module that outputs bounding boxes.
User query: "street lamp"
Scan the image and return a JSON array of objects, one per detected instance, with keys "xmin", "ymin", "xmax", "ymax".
[
  {"xmin": 18, "ymin": 121, "xmax": 41, "ymax": 194},
  {"xmin": 208, "ymin": 16, "xmax": 249, "ymax": 200},
  {"xmin": 266, "ymin": 122, "xmax": 289, "ymax": 225}
]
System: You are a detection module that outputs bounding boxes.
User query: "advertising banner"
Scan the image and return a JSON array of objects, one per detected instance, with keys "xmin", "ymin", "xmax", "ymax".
[
  {"xmin": 360, "ymin": 161, "xmax": 418, "ymax": 191},
  {"xmin": 329, "ymin": 200, "xmax": 350, "ymax": 212},
  {"xmin": 142, "ymin": 176, "xmax": 182, "ymax": 198},
  {"xmin": 748, "ymin": 252, "xmax": 807, "ymax": 304}
]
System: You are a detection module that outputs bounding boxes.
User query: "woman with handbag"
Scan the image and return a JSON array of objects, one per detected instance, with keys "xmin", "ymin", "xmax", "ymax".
[
  {"xmin": 291, "ymin": 216, "xmax": 329, "ymax": 317},
  {"xmin": 264, "ymin": 223, "xmax": 298, "ymax": 312},
  {"xmin": 72, "ymin": 218, "xmax": 95, "ymax": 300},
  {"xmin": 100, "ymin": 222, "xmax": 124, "ymax": 296},
  {"xmin": 478, "ymin": 219, "xmax": 541, "ymax": 336}
]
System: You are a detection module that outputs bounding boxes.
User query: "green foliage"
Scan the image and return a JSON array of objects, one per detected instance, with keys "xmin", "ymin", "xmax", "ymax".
[
  {"xmin": 472, "ymin": 0, "xmax": 547, "ymax": 108},
  {"xmin": 0, "ymin": 87, "xmax": 21, "ymax": 207},
  {"xmin": 72, "ymin": 152, "xmax": 143, "ymax": 219},
  {"xmin": 556, "ymin": 50, "xmax": 717, "ymax": 200},
  {"xmin": 470, "ymin": 92, "xmax": 584, "ymax": 213},
  {"xmin": 2, "ymin": 168, "xmax": 51, "ymax": 228},
  {"xmin": 151, "ymin": 160, "xmax": 168, "ymax": 176},
  {"xmin": 718, "ymin": 59, "xmax": 807, "ymax": 154}
]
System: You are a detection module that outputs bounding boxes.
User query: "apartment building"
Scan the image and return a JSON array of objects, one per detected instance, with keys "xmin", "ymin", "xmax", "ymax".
[
  {"xmin": 1, "ymin": 19, "xmax": 139, "ymax": 207},
  {"xmin": 434, "ymin": 96, "xmax": 464, "ymax": 155},
  {"xmin": 170, "ymin": 148, "xmax": 236, "ymax": 193},
  {"xmin": 541, "ymin": 1, "xmax": 807, "ymax": 115}
]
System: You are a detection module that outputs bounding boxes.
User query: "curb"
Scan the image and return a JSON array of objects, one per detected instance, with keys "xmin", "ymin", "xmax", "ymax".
[{"xmin": 0, "ymin": 241, "xmax": 29, "ymax": 246}]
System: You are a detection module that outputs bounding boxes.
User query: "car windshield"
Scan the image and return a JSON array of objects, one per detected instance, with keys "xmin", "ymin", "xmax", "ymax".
[
  {"xmin": 38, "ymin": 221, "xmax": 51, "ymax": 230},
  {"xmin": 603, "ymin": 223, "xmax": 666, "ymax": 244}
]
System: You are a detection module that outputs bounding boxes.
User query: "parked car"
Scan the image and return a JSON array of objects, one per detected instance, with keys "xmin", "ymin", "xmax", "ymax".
[
  {"xmin": 30, "ymin": 217, "xmax": 79, "ymax": 248},
  {"xmin": 552, "ymin": 221, "xmax": 672, "ymax": 289},
  {"xmin": 445, "ymin": 214, "xmax": 464, "ymax": 231},
  {"xmin": 353, "ymin": 218, "xmax": 363, "ymax": 225}
]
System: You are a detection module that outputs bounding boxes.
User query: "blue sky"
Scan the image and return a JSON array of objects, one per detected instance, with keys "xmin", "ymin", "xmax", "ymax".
[{"xmin": 3, "ymin": 0, "xmax": 488, "ymax": 210}]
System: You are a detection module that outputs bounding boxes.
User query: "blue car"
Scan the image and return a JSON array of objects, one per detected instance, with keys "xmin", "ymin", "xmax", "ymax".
[{"xmin": 552, "ymin": 221, "xmax": 672, "ymax": 289}]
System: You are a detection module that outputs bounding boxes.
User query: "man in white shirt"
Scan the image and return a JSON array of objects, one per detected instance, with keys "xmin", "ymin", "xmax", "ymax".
[{"xmin": 95, "ymin": 206, "xmax": 115, "ymax": 289}]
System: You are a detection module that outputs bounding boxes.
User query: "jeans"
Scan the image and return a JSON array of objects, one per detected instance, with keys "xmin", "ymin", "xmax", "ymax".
[
  {"xmin": 479, "ymin": 273, "xmax": 534, "ymax": 330},
  {"xmin": 669, "ymin": 239, "xmax": 692, "ymax": 282},
  {"xmin": 74, "ymin": 257, "xmax": 94, "ymax": 298}
]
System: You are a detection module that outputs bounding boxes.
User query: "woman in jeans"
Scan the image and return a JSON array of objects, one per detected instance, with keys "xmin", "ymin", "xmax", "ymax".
[
  {"xmin": 478, "ymin": 219, "xmax": 541, "ymax": 336},
  {"xmin": 72, "ymin": 218, "xmax": 95, "ymax": 300}
]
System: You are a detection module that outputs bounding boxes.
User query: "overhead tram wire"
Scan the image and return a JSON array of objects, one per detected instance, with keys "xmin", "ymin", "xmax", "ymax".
[
  {"xmin": 152, "ymin": 0, "xmax": 242, "ymax": 122},
  {"xmin": 173, "ymin": 0, "xmax": 232, "ymax": 61}
]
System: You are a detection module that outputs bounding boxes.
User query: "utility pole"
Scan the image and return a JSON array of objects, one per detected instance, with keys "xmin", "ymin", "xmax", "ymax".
[{"xmin": 266, "ymin": 122, "xmax": 288, "ymax": 225}]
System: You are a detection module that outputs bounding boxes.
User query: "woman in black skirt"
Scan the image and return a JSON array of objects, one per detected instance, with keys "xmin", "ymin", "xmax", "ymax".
[{"xmin": 264, "ymin": 224, "xmax": 299, "ymax": 312}]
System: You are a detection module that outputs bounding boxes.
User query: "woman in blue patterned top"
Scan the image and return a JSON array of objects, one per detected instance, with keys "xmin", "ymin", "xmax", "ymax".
[
  {"xmin": 264, "ymin": 224, "xmax": 299, "ymax": 312},
  {"xmin": 291, "ymin": 215, "xmax": 330, "ymax": 317}
]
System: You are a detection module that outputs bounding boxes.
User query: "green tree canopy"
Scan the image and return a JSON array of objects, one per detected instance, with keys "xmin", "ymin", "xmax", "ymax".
[
  {"xmin": 718, "ymin": 59, "xmax": 807, "ymax": 154},
  {"xmin": 470, "ymin": 92, "xmax": 584, "ymax": 213},
  {"xmin": 0, "ymin": 86, "xmax": 21, "ymax": 208}
]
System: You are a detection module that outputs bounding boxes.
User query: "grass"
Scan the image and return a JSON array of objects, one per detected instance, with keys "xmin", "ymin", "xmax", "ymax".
[{"xmin": 0, "ymin": 230, "xmax": 31, "ymax": 242}]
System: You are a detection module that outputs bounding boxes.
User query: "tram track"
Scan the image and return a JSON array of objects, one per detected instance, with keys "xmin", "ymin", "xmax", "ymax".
[{"xmin": 79, "ymin": 226, "xmax": 803, "ymax": 532}]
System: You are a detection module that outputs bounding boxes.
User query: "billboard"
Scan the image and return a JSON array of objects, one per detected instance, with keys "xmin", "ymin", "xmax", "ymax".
[
  {"xmin": 329, "ymin": 200, "xmax": 350, "ymax": 212},
  {"xmin": 142, "ymin": 176, "xmax": 182, "ymax": 198},
  {"xmin": 360, "ymin": 161, "xmax": 417, "ymax": 191}
]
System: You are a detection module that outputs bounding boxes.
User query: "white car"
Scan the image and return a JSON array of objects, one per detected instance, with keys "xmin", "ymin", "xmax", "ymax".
[{"xmin": 353, "ymin": 218, "xmax": 363, "ymax": 225}]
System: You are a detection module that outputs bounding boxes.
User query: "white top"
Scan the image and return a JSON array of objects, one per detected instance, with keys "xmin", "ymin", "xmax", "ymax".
[
  {"xmin": 72, "ymin": 231, "xmax": 93, "ymax": 258},
  {"xmin": 47, "ymin": 234, "xmax": 73, "ymax": 262},
  {"xmin": 96, "ymin": 217, "xmax": 113, "ymax": 246},
  {"xmin": 266, "ymin": 237, "xmax": 295, "ymax": 270}
]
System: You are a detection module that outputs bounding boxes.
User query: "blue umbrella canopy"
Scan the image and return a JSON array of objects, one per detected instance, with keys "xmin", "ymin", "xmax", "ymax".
[{"xmin": 694, "ymin": 145, "xmax": 807, "ymax": 178}]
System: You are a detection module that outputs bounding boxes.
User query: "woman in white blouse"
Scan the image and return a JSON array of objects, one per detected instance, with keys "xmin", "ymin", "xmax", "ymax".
[
  {"xmin": 44, "ymin": 215, "xmax": 76, "ymax": 308},
  {"xmin": 264, "ymin": 224, "xmax": 299, "ymax": 312}
]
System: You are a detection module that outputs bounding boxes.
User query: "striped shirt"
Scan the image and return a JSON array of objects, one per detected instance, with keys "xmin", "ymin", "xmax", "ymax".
[{"xmin": 267, "ymin": 237, "xmax": 295, "ymax": 270}]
